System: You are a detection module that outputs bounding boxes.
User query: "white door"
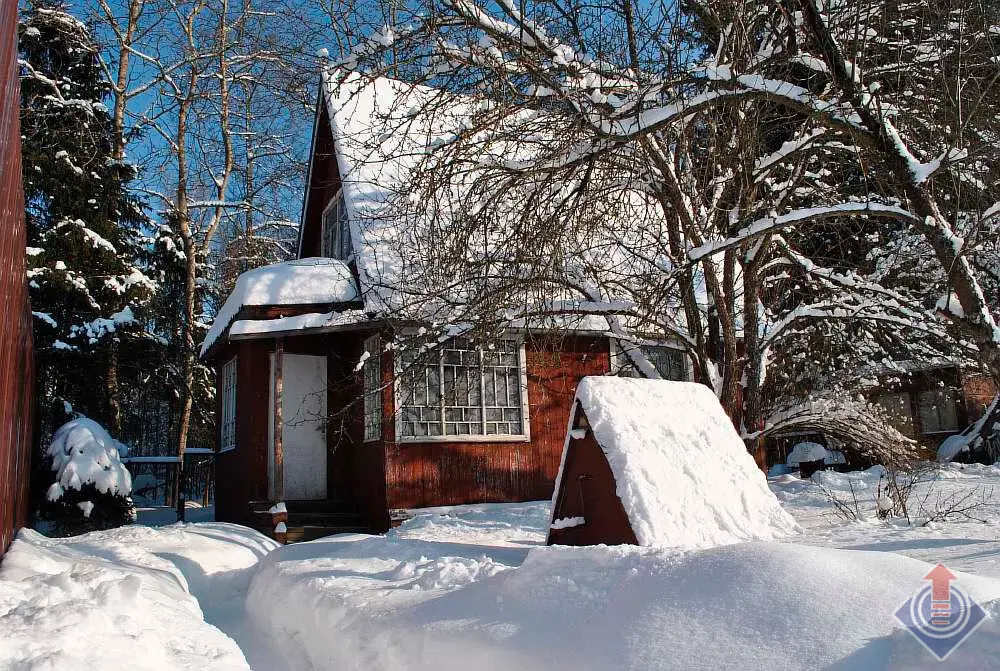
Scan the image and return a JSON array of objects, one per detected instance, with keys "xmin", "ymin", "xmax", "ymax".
[{"xmin": 270, "ymin": 353, "xmax": 328, "ymax": 500}]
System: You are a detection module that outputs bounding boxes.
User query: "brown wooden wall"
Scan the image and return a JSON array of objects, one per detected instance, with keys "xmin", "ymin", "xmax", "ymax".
[
  {"xmin": 299, "ymin": 101, "xmax": 342, "ymax": 258},
  {"xmin": 212, "ymin": 332, "xmax": 611, "ymax": 531},
  {"xmin": 547, "ymin": 405, "xmax": 638, "ymax": 546},
  {"xmin": 381, "ymin": 335, "xmax": 611, "ymax": 512},
  {"xmin": 213, "ymin": 331, "xmax": 383, "ymax": 526},
  {"xmin": 214, "ymin": 340, "xmax": 272, "ymax": 525},
  {"xmin": 0, "ymin": 10, "xmax": 34, "ymax": 557},
  {"xmin": 962, "ymin": 372, "xmax": 997, "ymax": 422}
]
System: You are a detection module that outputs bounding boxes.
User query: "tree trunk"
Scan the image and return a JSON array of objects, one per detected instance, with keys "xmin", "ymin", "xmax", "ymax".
[
  {"xmin": 742, "ymin": 257, "xmax": 766, "ymax": 469},
  {"xmin": 106, "ymin": 342, "xmax": 122, "ymax": 436}
]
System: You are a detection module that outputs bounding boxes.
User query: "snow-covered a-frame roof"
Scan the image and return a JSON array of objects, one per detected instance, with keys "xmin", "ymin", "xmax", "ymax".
[
  {"xmin": 201, "ymin": 257, "xmax": 360, "ymax": 356},
  {"xmin": 315, "ymin": 70, "xmax": 465, "ymax": 317},
  {"xmin": 552, "ymin": 377, "xmax": 797, "ymax": 548},
  {"xmin": 305, "ymin": 71, "xmax": 670, "ymax": 335}
]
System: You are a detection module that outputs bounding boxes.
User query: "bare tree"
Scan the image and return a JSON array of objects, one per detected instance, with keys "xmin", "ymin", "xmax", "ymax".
[{"xmin": 318, "ymin": 0, "xmax": 997, "ymax": 468}]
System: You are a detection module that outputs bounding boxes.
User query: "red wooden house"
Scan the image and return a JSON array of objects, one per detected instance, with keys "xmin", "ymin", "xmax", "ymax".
[{"xmin": 202, "ymin": 72, "xmax": 690, "ymax": 537}]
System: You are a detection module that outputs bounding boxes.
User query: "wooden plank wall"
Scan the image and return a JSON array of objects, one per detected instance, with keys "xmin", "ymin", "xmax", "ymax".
[
  {"xmin": 0, "ymin": 11, "xmax": 34, "ymax": 557},
  {"xmin": 383, "ymin": 335, "xmax": 611, "ymax": 512},
  {"xmin": 299, "ymin": 101, "xmax": 342, "ymax": 258},
  {"xmin": 214, "ymin": 340, "xmax": 271, "ymax": 524}
]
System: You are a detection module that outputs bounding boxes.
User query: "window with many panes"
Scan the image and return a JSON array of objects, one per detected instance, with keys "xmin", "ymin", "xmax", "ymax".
[
  {"xmin": 321, "ymin": 192, "xmax": 352, "ymax": 260},
  {"xmin": 362, "ymin": 335, "xmax": 382, "ymax": 441},
  {"xmin": 398, "ymin": 339, "xmax": 526, "ymax": 438},
  {"xmin": 873, "ymin": 392, "xmax": 914, "ymax": 437},
  {"xmin": 220, "ymin": 357, "xmax": 237, "ymax": 451},
  {"xmin": 618, "ymin": 343, "xmax": 688, "ymax": 381},
  {"xmin": 917, "ymin": 388, "xmax": 959, "ymax": 434}
]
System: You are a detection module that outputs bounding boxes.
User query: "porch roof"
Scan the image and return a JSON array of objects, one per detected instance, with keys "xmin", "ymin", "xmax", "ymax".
[
  {"xmin": 202, "ymin": 257, "xmax": 361, "ymax": 357},
  {"xmin": 228, "ymin": 308, "xmax": 372, "ymax": 341}
]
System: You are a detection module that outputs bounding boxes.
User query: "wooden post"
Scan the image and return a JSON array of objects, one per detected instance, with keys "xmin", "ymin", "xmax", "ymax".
[
  {"xmin": 176, "ymin": 459, "xmax": 187, "ymax": 522},
  {"xmin": 202, "ymin": 460, "xmax": 211, "ymax": 508},
  {"xmin": 273, "ymin": 338, "xmax": 284, "ymax": 502}
]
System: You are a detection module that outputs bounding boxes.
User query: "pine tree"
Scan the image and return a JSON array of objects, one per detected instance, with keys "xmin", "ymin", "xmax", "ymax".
[{"xmin": 19, "ymin": 1, "xmax": 155, "ymax": 439}]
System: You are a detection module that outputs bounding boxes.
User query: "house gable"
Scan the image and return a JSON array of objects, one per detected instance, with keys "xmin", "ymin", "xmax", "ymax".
[{"xmin": 298, "ymin": 96, "xmax": 342, "ymax": 259}]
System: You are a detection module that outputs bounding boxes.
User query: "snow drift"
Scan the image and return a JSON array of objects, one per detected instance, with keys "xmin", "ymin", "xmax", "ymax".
[
  {"xmin": 556, "ymin": 377, "xmax": 797, "ymax": 548},
  {"xmin": 0, "ymin": 523, "xmax": 276, "ymax": 670},
  {"xmin": 245, "ymin": 526, "xmax": 1000, "ymax": 671}
]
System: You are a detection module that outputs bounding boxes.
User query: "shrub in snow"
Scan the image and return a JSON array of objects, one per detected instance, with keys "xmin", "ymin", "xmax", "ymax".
[
  {"xmin": 39, "ymin": 417, "xmax": 135, "ymax": 535},
  {"xmin": 786, "ymin": 441, "xmax": 828, "ymax": 467}
]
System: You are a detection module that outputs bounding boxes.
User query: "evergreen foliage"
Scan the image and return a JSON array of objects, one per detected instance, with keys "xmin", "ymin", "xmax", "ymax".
[{"xmin": 19, "ymin": 1, "xmax": 156, "ymax": 438}]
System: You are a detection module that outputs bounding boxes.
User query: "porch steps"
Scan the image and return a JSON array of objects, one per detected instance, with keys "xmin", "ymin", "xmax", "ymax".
[
  {"xmin": 284, "ymin": 523, "xmax": 369, "ymax": 543},
  {"xmin": 249, "ymin": 499, "xmax": 370, "ymax": 543}
]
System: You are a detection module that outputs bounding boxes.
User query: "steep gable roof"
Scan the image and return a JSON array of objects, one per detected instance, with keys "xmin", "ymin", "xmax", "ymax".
[{"xmin": 319, "ymin": 70, "xmax": 477, "ymax": 317}]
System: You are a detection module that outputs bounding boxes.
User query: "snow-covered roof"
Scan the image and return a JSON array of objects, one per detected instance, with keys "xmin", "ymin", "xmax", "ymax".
[
  {"xmin": 321, "ymin": 71, "xmax": 461, "ymax": 316},
  {"xmin": 201, "ymin": 257, "xmax": 360, "ymax": 356},
  {"xmin": 556, "ymin": 377, "xmax": 798, "ymax": 548},
  {"xmin": 229, "ymin": 309, "xmax": 370, "ymax": 340},
  {"xmin": 316, "ymin": 71, "xmax": 666, "ymax": 336}
]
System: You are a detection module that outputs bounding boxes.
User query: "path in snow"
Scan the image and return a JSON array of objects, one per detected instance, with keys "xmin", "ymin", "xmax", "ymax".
[{"xmin": 7, "ymin": 464, "xmax": 1000, "ymax": 670}]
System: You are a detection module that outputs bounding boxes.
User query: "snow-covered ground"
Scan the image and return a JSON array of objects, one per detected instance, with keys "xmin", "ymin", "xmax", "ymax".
[
  {"xmin": 0, "ymin": 523, "xmax": 277, "ymax": 670},
  {"xmin": 6, "ymin": 464, "xmax": 1000, "ymax": 669}
]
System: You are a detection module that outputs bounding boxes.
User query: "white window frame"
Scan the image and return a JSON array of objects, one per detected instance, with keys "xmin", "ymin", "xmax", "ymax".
[
  {"xmin": 610, "ymin": 339, "xmax": 692, "ymax": 381},
  {"xmin": 362, "ymin": 335, "xmax": 382, "ymax": 442},
  {"xmin": 320, "ymin": 191, "xmax": 352, "ymax": 260},
  {"xmin": 394, "ymin": 338, "xmax": 531, "ymax": 443},
  {"xmin": 220, "ymin": 357, "xmax": 237, "ymax": 452}
]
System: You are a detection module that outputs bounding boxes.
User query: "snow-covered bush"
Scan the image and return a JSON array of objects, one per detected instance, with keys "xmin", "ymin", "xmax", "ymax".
[
  {"xmin": 39, "ymin": 418, "xmax": 135, "ymax": 535},
  {"xmin": 786, "ymin": 442, "xmax": 828, "ymax": 467}
]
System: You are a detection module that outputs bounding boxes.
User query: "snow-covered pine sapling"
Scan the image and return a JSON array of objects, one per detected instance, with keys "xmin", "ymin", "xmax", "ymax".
[{"xmin": 39, "ymin": 418, "xmax": 135, "ymax": 536}]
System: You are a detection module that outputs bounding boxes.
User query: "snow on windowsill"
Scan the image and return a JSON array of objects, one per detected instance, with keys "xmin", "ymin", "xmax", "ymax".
[{"xmin": 550, "ymin": 516, "xmax": 585, "ymax": 530}]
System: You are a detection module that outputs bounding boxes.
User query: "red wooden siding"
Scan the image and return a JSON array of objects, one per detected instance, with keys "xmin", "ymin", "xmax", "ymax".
[
  {"xmin": 212, "ymin": 332, "xmax": 384, "ymax": 526},
  {"xmin": 381, "ymin": 335, "xmax": 611, "ymax": 512},
  {"xmin": 299, "ymin": 101, "xmax": 342, "ymax": 258},
  {"xmin": 962, "ymin": 372, "xmax": 997, "ymax": 420},
  {"xmin": 0, "ymin": 10, "xmax": 34, "ymax": 557},
  {"xmin": 214, "ymin": 340, "xmax": 272, "ymax": 525},
  {"xmin": 547, "ymin": 404, "xmax": 638, "ymax": 546}
]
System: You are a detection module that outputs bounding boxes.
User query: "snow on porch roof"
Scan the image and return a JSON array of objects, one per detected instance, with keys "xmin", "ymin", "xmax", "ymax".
[
  {"xmin": 201, "ymin": 257, "xmax": 359, "ymax": 356},
  {"xmin": 555, "ymin": 377, "xmax": 798, "ymax": 548},
  {"xmin": 229, "ymin": 308, "xmax": 370, "ymax": 340}
]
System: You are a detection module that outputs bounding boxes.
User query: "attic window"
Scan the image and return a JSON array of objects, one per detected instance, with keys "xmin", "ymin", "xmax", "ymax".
[
  {"xmin": 398, "ymin": 338, "xmax": 529, "ymax": 441},
  {"xmin": 321, "ymin": 191, "xmax": 352, "ymax": 260}
]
